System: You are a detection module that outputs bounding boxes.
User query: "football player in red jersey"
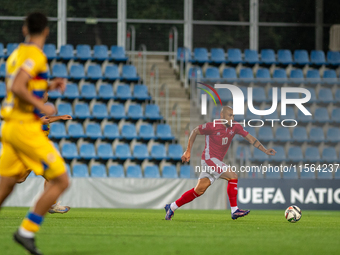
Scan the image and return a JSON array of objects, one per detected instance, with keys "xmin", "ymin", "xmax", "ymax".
[{"xmin": 165, "ymin": 106, "xmax": 276, "ymax": 220}]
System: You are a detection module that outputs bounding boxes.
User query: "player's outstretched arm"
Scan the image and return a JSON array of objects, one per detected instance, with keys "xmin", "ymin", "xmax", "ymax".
[
  {"xmin": 244, "ymin": 133, "xmax": 276, "ymax": 156},
  {"xmin": 47, "ymin": 115, "xmax": 73, "ymax": 123},
  {"xmin": 181, "ymin": 126, "xmax": 202, "ymax": 163}
]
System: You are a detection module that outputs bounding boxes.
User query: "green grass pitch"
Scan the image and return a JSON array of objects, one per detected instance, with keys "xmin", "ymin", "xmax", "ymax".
[{"xmin": 0, "ymin": 207, "xmax": 339, "ymax": 255}]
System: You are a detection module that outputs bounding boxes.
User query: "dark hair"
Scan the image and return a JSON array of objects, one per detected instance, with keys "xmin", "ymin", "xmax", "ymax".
[{"xmin": 25, "ymin": 12, "xmax": 48, "ymax": 35}]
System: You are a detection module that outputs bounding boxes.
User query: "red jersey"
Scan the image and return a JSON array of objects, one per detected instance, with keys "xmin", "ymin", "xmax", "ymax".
[{"xmin": 198, "ymin": 122, "xmax": 249, "ymax": 161}]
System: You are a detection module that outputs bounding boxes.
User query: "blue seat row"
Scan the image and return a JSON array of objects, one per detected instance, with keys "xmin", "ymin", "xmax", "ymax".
[
  {"xmin": 58, "ymin": 142, "xmax": 180, "ymax": 160},
  {"xmin": 50, "ymin": 122, "xmax": 174, "ymax": 141},
  {"xmin": 237, "ymin": 145, "xmax": 340, "ymax": 163},
  {"xmin": 48, "ymin": 84, "xmax": 151, "ymax": 101},
  {"xmin": 56, "ymin": 102, "xmax": 162, "ymax": 120},
  {"xmin": 50, "ymin": 63, "xmax": 139, "ymax": 82},
  {"xmin": 178, "ymin": 47, "xmax": 340, "ymax": 66}
]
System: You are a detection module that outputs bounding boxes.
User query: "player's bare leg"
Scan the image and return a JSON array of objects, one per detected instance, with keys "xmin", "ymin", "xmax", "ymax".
[
  {"xmin": 220, "ymin": 170, "xmax": 250, "ymax": 220},
  {"xmin": 0, "ymin": 176, "xmax": 18, "ymax": 207},
  {"xmin": 44, "ymin": 179, "xmax": 70, "ymax": 214}
]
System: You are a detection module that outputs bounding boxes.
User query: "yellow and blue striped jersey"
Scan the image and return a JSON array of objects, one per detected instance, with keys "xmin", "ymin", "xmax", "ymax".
[{"xmin": 1, "ymin": 43, "xmax": 48, "ymax": 121}]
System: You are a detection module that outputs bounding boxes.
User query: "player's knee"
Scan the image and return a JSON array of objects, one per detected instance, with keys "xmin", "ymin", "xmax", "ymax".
[{"xmin": 195, "ymin": 181, "xmax": 211, "ymax": 196}]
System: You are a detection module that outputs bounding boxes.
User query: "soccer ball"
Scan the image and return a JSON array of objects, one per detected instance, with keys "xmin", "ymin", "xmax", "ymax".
[{"xmin": 285, "ymin": 205, "xmax": 302, "ymax": 223}]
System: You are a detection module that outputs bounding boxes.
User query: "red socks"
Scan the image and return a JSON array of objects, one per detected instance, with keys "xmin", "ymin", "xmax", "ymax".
[
  {"xmin": 175, "ymin": 188, "xmax": 200, "ymax": 208},
  {"xmin": 227, "ymin": 179, "xmax": 238, "ymax": 207}
]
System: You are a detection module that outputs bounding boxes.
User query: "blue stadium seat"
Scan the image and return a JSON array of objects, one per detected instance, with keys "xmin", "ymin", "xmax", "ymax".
[
  {"xmin": 300, "ymin": 168, "xmax": 315, "ymax": 179},
  {"xmin": 0, "ymin": 43, "xmax": 4, "ymax": 58},
  {"xmin": 86, "ymin": 123, "xmax": 102, "ymax": 139},
  {"xmin": 217, "ymin": 88, "xmax": 232, "ymax": 102},
  {"xmin": 63, "ymin": 83, "xmax": 79, "ymax": 99},
  {"xmin": 52, "ymin": 63, "xmax": 68, "ymax": 78},
  {"xmin": 59, "ymin": 44, "xmax": 74, "ymax": 60},
  {"xmin": 122, "ymin": 65, "xmax": 139, "ymax": 82},
  {"xmin": 323, "ymin": 70, "xmax": 339, "ymax": 85},
  {"xmin": 239, "ymin": 68, "xmax": 254, "ymax": 83},
  {"xmin": 263, "ymin": 109, "xmax": 278, "ymax": 120},
  {"xmin": 210, "ymin": 48, "xmax": 226, "ymax": 64},
  {"xmin": 156, "ymin": 124, "xmax": 174, "ymax": 140},
  {"xmin": 0, "ymin": 63, "xmax": 6, "ymax": 78},
  {"xmin": 70, "ymin": 64, "xmax": 85, "ymax": 80},
  {"xmin": 127, "ymin": 104, "xmax": 144, "ymax": 120},
  {"xmin": 49, "ymin": 122, "xmax": 68, "ymax": 139},
  {"xmin": 110, "ymin": 46, "xmax": 128, "ymax": 62},
  {"xmin": 252, "ymin": 87, "xmax": 266, "ymax": 103},
  {"xmin": 92, "ymin": 103, "xmax": 108, "ymax": 119},
  {"xmin": 275, "ymin": 127, "xmax": 291, "ymax": 142},
  {"xmin": 236, "ymin": 126, "xmax": 255, "ymax": 141},
  {"xmin": 327, "ymin": 51, "xmax": 340, "ymax": 66},
  {"xmin": 66, "ymin": 164, "xmax": 71, "ymax": 176},
  {"xmin": 68, "ymin": 123, "xmax": 85, "ymax": 138},
  {"xmin": 292, "ymin": 127, "xmax": 308, "ymax": 143},
  {"xmin": 222, "ymin": 67, "xmax": 237, "ymax": 83},
  {"xmin": 318, "ymin": 88, "xmax": 333, "ymax": 104},
  {"xmin": 245, "ymin": 108, "xmax": 257, "ymax": 120},
  {"xmin": 108, "ymin": 165, "xmax": 125, "ymax": 177},
  {"xmin": 121, "ymin": 124, "xmax": 138, "ymax": 140},
  {"xmin": 180, "ymin": 165, "xmax": 191, "ymax": 178},
  {"xmin": 244, "ymin": 49, "xmax": 259, "ymax": 65},
  {"xmin": 255, "ymin": 68, "xmax": 270, "ymax": 83},
  {"xmin": 144, "ymin": 165, "xmax": 160, "ymax": 178},
  {"xmin": 110, "ymin": 104, "xmax": 126, "ymax": 119},
  {"xmin": 0, "ymin": 82, "xmax": 6, "ymax": 98},
  {"xmin": 317, "ymin": 170, "xmax": 333, "ymax": 179},
  {"xmin": 188, "ymin": 67, "xmax": 203, "ymax": 80},
  {"xmin": 192, "ymin": 48, "xmax": 210, "ymax": 64},
  {"xmin": 314, "ymin": 107, "xmax": 330, "ymax": 124},
  {"xmin": 272, "ymin": 69, "xmax": 288, "ymax": 84},
  {"xmin": 331, "ymin": 108, "xmax": 340, "ymax": 123},
  {"xmin": 133, "ymin": 144, "xmax": 150, "ymax": 160},
  {"xmin": 235, "ymin": 145, "xmax": 251, "ymax": 160},
  {"xmin": 251, "ymin": 150, "xmax": 269, "ymax": 162},
  {"xmin": 306, "ymin": 69, "xmax": 321, "ymax": 84},
  {"xmin": 168, "ymin": 144, "xmax": 183, "ymax": 160},
  {"xmin": 6, "ymin": 43, "xmax": 19, "ymax": 57},
  {"xmin": 139, "ymin": 124, "xmax": 155, "ymax": 140},
  {"xmin": 297, "ymin": 107, "xmax": 312, "ymax": 123},
  {"xmin": 91, "ymin": 164, "xmax": 107, "ymax": 177},
  {"xmin": 289, "ymin": 69, "xmax": 305, "ymax": 84},
  {"xmin": 126, "ymin": 165, "xmax": 142, "ymax": 178},
  {"xmin": 277, "ymin": 49, "xmax": 293, "ymax": 65},
  {"xmin": 305, "ymin": 146, "xmax": 320, "ymax": 163},
  {"xmin": 145, "ymin": 104, "xmax": 162, "ymax": 120},
  {"xmin": 268, "ymin": 87, "xmax": 282, "ymax": 103},
  {"xmin": 309, "ymin": 127, "xmax": 324, "ymax": 143},
  {"xmin": 133, "ymin": 85, "xmax": 151, "ymax": 100},
  {"xmin": 97, "ymin": 143, "xmax": 115, "ymax": 160},
  {"xmin": 177, "ymin": 47, "xmax": 191, "ymax": 61},
  {"xmin": 310, "ymin": 50, "xmax": 326, "ymax": 66},
  {"xmin": 81, "ymin": 83, "xmax": 97, "ymax": 99},
  {"xmin": 270, "ymin": 146, "xmax": 286, "ymax": 162},
  {"xmin": 72, "ymin": 164, "xmax": 89, "ymax": 177},
  {"xmin": 294, "ymin": 50, "xmax": 310, "ymax": 65},
  {"xmin": 335, "ymin": 171, "xmax": 340, "ymax": 179},
  {"xmin": 151, "ymin": 144, "xmax": 168, "ymax": 160},
  {"xmin": 98, "ymin": 84, "xmax": 114, "ymax": 100},
  {"xmin": 258, "ymin": 127, "xmax": 274, "ymax": 142},
  {"xmin": 103, "ymin": 123, "xmax": 120, "ymax": 140},
  {"xmin": 116, "ymin": 84, "xmax": 132, "ymax": 100},
  {"xmin": 260, "ymin": 49, "xmax": 276, "ymax": 65},
  {"xmin": 57, "ymin": 102, "xmax": 73, "ymax": 116},
  {"xmin": 43, "ymin": 44, "xmax": 57, "ymax": 60},
  {"xmin": 266, "ymin": 171, "xmax": 281, "ymax": 179},
  {"xmin": 61, "ymin": 143, "xmax": 79, "ymax": 159},
  {"xmin": 104, "ymin": 65, "xmax": 121, "ymax": 81},
  {"xmin": 74, "ymin": 103, "xmax": 91, "ymax": 119},
  {"xmin": 227, "ymin": 48, "xmax": 243, "ymax": 64},
  {"xmin": 287, "ymin": 147, "xmax": 303, "ymax": 162},
  {"xmin": 283, "ymin": 171, "xmax": 298, "ymax": 179},
  {"xmin": 204, "ymin": 67, "xmax": 220, "ymax": 80},
  {"xmin": 87, "ymin": 64, "xmax": 103, "ymax": 80},
  {"xmin": 326, "ymin": 128, "xmax": 340, "ymax": 143},
  {"xmin": 79, "ymin": 143, "xmax": 97, "ymax": 160},
  {"xmin": 76, "ymin": 44, "xmax": 92, "ymax": 61},
  {"xmin": 306, "ymin": 88, "xmax": 317, "ymax": 103},
  {"xmin": 162, "ymin": 165, "xmax": 178, "ymax": 178},
  {"xmin": 93, "ymin": 45, "xmax": 108, "ymax": 61},
  {"xmin": 321, "ymin": 147, "xmax": 337, "ymax": 163}
]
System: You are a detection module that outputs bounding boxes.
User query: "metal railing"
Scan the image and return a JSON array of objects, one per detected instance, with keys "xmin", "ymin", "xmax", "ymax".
[
  {"xmin": 126, "ymin": 25, "xmax": 136, "ymax": 63},
  {"xmin": 159, "ymin": 83, "xmax": 169, "ymax": 121},
  {"xmin": 168, "ymin": 26, "xmax": 178, "ymax": 68},
  {"xmin": 137, "ymin": 44, "xmax": 147, "ymax": 83},
  {"xmin": 171, "ymin": 103, "xmax": 181, "ymax": 138},
  {"xmin": 150, "ymin": 64, "xmax": 159, "ymax": 105}
]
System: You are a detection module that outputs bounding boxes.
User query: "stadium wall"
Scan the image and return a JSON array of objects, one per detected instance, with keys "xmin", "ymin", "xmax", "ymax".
[{"xmin": 3, "ymin": 178, "xmax": 227, "ymax": 210}]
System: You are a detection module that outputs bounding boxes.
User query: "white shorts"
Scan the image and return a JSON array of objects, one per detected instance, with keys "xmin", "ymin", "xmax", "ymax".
[{"xmin": 198, "ymin": 158, "xmax": 230, "ymax": 185}]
